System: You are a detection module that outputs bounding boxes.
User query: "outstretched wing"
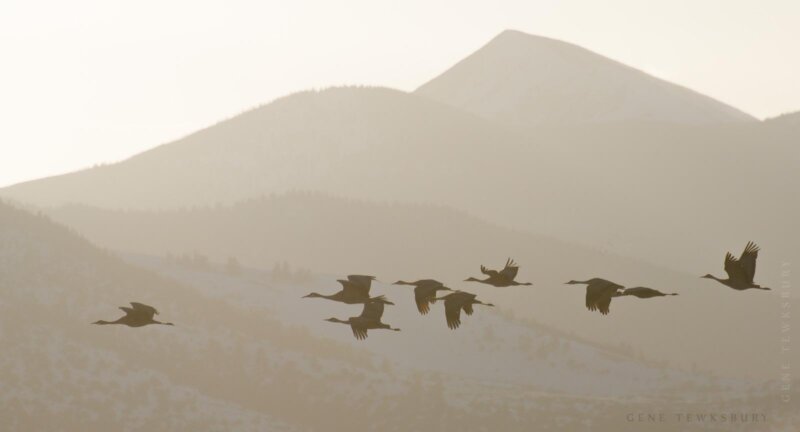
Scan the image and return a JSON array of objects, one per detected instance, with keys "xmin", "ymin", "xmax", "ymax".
[
  {"xmin": 723, "ymin": 252, "xmax": 748, "ymax": 283},
  {"xmin": 738, "ymin": 241, "xmax": 760, "ymax": 283},
  {"xmin": 462, "ymin": 302, "xmax": 474, "ymax": 316},
  {"xmin": 345, "ymin": 275, "xmax": 375, "ymax": 295},
  {"xmin": 480, "ymin": 265, "xmax": 499, "ymax": 277},
  {"xmin": 338, "ymin": 279, "xmax": 368, "ymax": 298},
  {"xmin": 595, "ymin": 294, "xmax": 613, "ymax": 315},
  {"xmin": 129, "ymin": 302, "xmax": 158, "ymax": 319},
  {"xmin": 414, "ymin": 288, "xmax": 434, "ymax": 315},
  {"xmin": 498, "ymin": 258, "xmax": 520, "ymax": 281},
  {"xmin": 443, "ymin": 299, "xmax": 463, "ymax": 330},
  {"xmin": 350, "ymin": 321, "xmax": 369, "ymax": 340},
  {"xmin": 585, "ymin": 280, "xmax": 622, "ymax": 315},
  {"xmin": 360, "ymin": 300, "xmax": 385, "ymax": 321}
]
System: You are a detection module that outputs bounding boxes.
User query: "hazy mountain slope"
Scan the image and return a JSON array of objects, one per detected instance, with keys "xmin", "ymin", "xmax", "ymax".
[
  {"xmin": 415, "ymin": 30, "xmax": 756, "ymax": 126},
  {"xmin": 0, "ymin": 87, "xmax": 501, "ymax": 210},
  {"xmin": 2, "ymin": 86, "xmax": 796, "ymax": 276},
  {"xmin": 45, "ymin": 193, "xmax": 798, "ymax": 381}
]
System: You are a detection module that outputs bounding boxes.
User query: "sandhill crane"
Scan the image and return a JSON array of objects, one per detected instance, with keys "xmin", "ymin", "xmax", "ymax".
[
  {"xmin": 702, "ymin": 242, "xmax": 770, "ymax": 290},
  {"xmin": 93, "ymin": 302, "xmax": 174, "ymax": 327},
  {"xmin": 565, "ymin": 279, "xmax": 625, "ymax": 315},
  {"xmin": 614, "ymin": 287, "xmax": 678, "ymax": 298},
  {"xmin": 465, "ymin": 258, "xmax": 532, "ymax": 287},
  {"xmin": 393, "ymin": 279, "xmax": 452, "ymax": 315},
  {"xmin": 303, "ymin": 274, "xmax": 394, "ymax": 304},
  {"xmin": 325, "ymin": 300, "xmax": 400, "ymax": 340},
  {"xmin": 433, "ymin": 290, "xmax": 494, "ymax": 330}
]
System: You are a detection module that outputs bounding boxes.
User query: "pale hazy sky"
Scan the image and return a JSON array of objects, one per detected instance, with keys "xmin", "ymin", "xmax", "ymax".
[{"xmin": 1, "ymin": 0, "xmax": 798, "ymax": 187}]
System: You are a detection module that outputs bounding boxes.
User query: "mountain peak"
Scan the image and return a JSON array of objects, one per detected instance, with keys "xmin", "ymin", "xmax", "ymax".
[
  {"xmin": 491, "ymin": 29, "xmax": 570, "ymax": 46},
  {"xmin": 416, "ymin": 30, "xmax": 756, "ymax": 126}
]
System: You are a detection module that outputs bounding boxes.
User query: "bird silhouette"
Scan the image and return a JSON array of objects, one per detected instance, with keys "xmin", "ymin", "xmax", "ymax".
[
  {"xmin": 325, "ymin": 300, "xmax": 400, "ymax": 340},
  {"xmin": 614, "ymin": 287, "xmax": 678, "ymax": 298},
  {"xmin": 93, "ymin": 302, "xmax": 174, "ymax": 327},
  {"xmin": 303, "ymin": 274, "xmax": 394, "ymax": 304},
  {"xmin": 393, "ymin": 279, "xmax": 453, "ymax": 315},
  {"xmin": 465, "ymin": 258, "xmax": 532, "ymax": 287},
  {"xmin": 565, "ymin": 279, "xmax": 625, "ymax": 315},
  {"xmin": 433, "ymin": 290, "xmax": 494, "ymax": 330},
  {"xmin": 702, "ymin": 242, "xmax": 770, "ymax": 290}
]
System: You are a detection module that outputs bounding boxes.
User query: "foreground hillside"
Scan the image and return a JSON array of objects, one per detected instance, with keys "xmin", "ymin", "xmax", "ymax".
[
  {"xmin": 45, "ymin": 193, "xmax": 797, "ymax": 381},
  {"xmin": 2, "ymin": 201, "xmax": 797, "ymax": 431}
]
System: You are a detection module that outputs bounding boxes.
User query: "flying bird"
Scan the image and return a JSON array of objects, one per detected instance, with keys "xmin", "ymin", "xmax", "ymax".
[
  {"xmin": 465, "ymin": 258, "xmax": 532, "ymax": 287},
  {"xmin": 614, "ymin": 287, "xmax": 678, "ymax": 298},
  {"xmin": 702, "ymin": 242, "xmax": 770, "ymax": 290},
  {"xmin": 434, "ymin": 290, "xmax": 494, "ymax": 330},
  {"xmin": 393, "ymin": 279, "xmax": 452, "ymax": 315},
  {"xmin": 93, "ymin": 302, "xmax": 174, "ymax": 327},
  {"xmin": 565, "ymin": 279, "xmax": 625, "ymax": 315},
  {"xmin": 303, "ymin": 274, "xmax": 394, "ymax": 304},
  {"xmin": 325, "ymin": 300, "xmax": 400, "ymax": 340}
]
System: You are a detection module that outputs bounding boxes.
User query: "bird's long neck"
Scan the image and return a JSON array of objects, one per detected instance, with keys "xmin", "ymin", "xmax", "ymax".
[
  {"xmin": 708, "ymin": 275, "xmax": 727, "ymax": 283},
  {"xmin": 153, "ymin": 320, "xmax": 174, "ymax": 326},
  {"xmin": 329, "ymin": 318, "xmax": 350, "ymax": 325},
  {"xmin": 394, "ymin": 281, "xmax": 415, "ymax": 286},
  {"xmin": 474, "ymin": 300, "xmax": 495, "ymax": 307},
  {"xmin": 566, "ymin": 280, "xmax": 591, "ymax": 285},
  {"xmin": 93, "ymin": 318, "xmax": 124, "ymax": 325},
  {"xmin": 465, "ymin": 277, "xmax": 487, "ymax": 283},
  {"xmin": 512, "ymin": 281, "xmax": 532, "ymax": 286},
  {"xmin": 304, "ymin": 292, "xmax": 338, "ymax": 300}
]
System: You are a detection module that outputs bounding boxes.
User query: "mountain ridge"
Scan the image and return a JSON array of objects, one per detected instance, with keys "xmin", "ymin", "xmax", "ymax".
[{"xmin": 416, "ymin": 29, "xmax": 756, "ymax": 126}]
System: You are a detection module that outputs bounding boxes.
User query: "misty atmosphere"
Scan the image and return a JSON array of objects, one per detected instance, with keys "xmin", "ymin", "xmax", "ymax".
[{"xmin": 1, "ymin": 3, "xmax": 799, "ymax": 431}]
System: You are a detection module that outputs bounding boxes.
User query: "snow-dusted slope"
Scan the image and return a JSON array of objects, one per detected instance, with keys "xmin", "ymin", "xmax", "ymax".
[
  {"xmin": 125, "ymin": 254, "xmax": 748, "ymax": 400},
  {"xmin": 416, "ymin": 30, "xmax": 756, "ymax": 126}
]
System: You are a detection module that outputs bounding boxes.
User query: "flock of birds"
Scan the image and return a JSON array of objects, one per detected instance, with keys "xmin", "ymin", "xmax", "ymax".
[{"xmin": 94, "ymin": 242, "xmax": 770, "ymax": 340}]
